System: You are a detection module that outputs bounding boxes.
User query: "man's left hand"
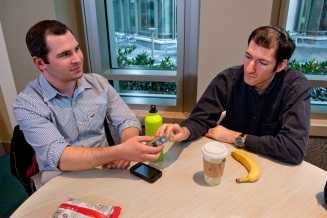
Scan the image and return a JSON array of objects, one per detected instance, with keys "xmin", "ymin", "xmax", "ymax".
[
  {"xmin": 205, "ymin": 125, "xmax": 241, "ymax": 144},
  {"xmin": 103, "ymin": 126, "xmax": 138, "ymax": 169}
]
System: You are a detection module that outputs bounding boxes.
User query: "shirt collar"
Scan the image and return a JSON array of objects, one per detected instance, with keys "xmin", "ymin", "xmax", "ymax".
[
  {"xmin": 75, "ymin": 75, "xmax": 92, "ymax": 97},
  {"xmin": 244, "ymin": 69, "xmax": 285, "ymax": 96},
  {"xmin": 261, "ymin": 69, "xmax": 285, "ymax": 95},
  {"xmin": 38, "ymin": 73, "xmax": 92, "ymax": 101},
  {"xmin": 38, "ymin": 74, "xmax": 59, "ymax": 101}
]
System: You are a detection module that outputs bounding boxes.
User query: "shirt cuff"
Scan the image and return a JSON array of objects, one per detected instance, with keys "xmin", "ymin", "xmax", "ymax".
[
  {"xmin": 47, "ymin": 139, "xmax": 69, "ymax": 170},
  {"xmin": 244, "ymin": 134, "xmax": 259, "ymax": 152},
  {"xmin": 180, "ymin": 123, "xmax": 196, "ymax": 141}
]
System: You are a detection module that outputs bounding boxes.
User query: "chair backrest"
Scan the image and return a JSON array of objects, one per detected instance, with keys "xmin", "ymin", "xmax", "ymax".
[
  {"xmin": 325, "ymin": 180, "xmax": 327, "ymax": 205},
  {"xmin": 104, "ymin": 117, "xmax": 116, "ymax": 146},
  {"xmin": 10, "ymin": 125, "xmax": 38, "ymax": 195}
]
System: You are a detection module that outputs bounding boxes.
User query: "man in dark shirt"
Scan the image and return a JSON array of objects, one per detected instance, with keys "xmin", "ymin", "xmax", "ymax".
[{"xmin": 157, "ymin": 26, "xmax": 311, "ymax": 164}]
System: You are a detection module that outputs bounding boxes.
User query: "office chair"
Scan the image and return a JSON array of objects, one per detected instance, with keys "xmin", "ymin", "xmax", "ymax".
[
  {"xmin": 10, "ymin": 118, "xmax": 116, "ymax": 195},
  {"xmin": 104, "ymin": 118, "xmax": 116, "ymax": 146},
  {"xmin": 325, "ymin": 180, "xmax": 327, "ymax": 205},
  {"xmin": 10, "ymin": 125, "xmax": 38, "ymax": 195}
]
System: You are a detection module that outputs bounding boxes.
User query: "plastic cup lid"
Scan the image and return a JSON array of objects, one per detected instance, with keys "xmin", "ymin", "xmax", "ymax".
[{"xmin": 201, "ymin": 141, "xmax": 229, "ymax": 160}]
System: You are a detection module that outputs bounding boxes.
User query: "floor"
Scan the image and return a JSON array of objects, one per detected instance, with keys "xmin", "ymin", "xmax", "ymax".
[{"xmin": 0, "ymin": 154, "xmax": 28, "ymax": 218}]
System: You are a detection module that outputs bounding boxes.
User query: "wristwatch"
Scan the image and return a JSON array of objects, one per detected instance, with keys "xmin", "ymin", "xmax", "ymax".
[{"xmin": 234, "ymin": 133, "xmax": 246, "ymax": 148}]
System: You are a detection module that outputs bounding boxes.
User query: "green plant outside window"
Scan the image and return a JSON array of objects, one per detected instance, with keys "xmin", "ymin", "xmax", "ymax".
[{"xmin": 289, "ymin": 59, "xmax": 327, "ymax": 103}]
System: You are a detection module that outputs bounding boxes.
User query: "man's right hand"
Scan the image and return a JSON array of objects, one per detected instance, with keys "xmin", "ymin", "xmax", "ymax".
[
  {"xmin": 114, "ymin": 136, "xmax": 164, "ymax": 162},
  {"xmin": 59, "ymin": 136, "xmax": 164, "ymax": 171},
  {"xmin": 156, "ymin": 123, "xmax": 190, "ymax": 142}
]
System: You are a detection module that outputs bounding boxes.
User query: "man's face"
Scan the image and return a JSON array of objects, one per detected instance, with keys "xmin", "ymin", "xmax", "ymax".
[
  {"xmin": 39, "ymin": 31, "xmax": 84, "ymax": 85},
  {"xmin": 243, "ymin": 40, "xmax": 282, "ymax": 91}
]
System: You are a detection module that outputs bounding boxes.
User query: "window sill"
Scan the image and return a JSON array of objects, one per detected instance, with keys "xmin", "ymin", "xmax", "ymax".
[
  {"xmin": 133, "ymin": 109, "xmax": 189, "ymax": 124},
  {"xmin": 123, "ymin": 96, "xmax": 176, "ymax": 107},
  {"xmin": 310, "ymin": 119, "xmax": 327, "ymax": 137},
  {"xmin": 106, "ymin": 69, "xmax": 177, "ymax": 82},
  {"xmin": 306, "ymin": 74, "xmax": 327, "ymax": 87}
]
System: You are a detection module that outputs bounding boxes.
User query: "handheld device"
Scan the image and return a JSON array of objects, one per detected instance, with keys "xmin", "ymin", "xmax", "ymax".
[
  {"xmin": 130, "ymin": 162, "xmax": 162, "ymax": 183},
  {"xmin": 147, "ymin": 136, "xmax": 168, "ymax": 147}
]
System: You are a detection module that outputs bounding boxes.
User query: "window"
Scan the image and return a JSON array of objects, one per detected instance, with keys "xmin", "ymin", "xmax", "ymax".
[
  {"xmin": 81, "ymin": 0, "xmax": 199, "ymax": 112},
  {"xmin": 284, "ymin": 0, "xmax": 327, "ymax": 116}
]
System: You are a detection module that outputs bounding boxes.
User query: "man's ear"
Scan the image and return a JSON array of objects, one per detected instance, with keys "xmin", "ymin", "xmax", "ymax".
[
  {"xmin": 32, "ymin": 56, "xmax": 47, "ymax": 72},
  {"xmin": 275, "ymin": 59, "xmax": 288, "ymax": 73}
]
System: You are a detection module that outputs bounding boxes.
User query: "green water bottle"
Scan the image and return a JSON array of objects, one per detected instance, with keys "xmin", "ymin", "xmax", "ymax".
[{"xmin": 145, "ymin": 105, "xmax": 164, "ymax": 161}]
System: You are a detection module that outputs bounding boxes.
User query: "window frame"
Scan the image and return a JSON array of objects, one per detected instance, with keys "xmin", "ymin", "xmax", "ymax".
[
  {"xmin": 80, "ymin": 0, "xmax": 199, "ymax": 112},
  {"xmin": 272, "ymin": 0, "xmax": 327, "ymax": 137},
  {"xmin": 272, "ymin": 0, "xmax": 327, "ymax": 116}
]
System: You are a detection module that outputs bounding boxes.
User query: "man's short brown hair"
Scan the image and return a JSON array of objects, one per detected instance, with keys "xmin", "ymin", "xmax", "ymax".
[
  {"xmin": 248, "ymin": 26, "xmax": 295, "ymax": 64},
  {"xmin": 25, "ymin": 20, "xmax": 72, "ymax": 64}
]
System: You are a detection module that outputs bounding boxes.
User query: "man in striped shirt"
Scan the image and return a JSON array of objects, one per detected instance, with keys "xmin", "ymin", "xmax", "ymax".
[{"xmin": 13, "ymin": 20, "xmax": 163, "ymax": 187}]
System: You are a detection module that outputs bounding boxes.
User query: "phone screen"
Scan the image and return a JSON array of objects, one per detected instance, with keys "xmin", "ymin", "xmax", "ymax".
[{"xmin": 130, "ymin": 162, "xmax": 162, "ymax": 183}]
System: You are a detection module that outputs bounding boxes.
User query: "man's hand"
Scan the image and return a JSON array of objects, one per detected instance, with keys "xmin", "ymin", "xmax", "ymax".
[
  {"xmin": 108, "ymin": 127, "xmax": 140, "ymax": 168},
  {"xmin": 205, "ymin": 125, "xmax": 241, "ymax": 144},
  {"xmin": 103, "ymin": 160, "xmax": 130, "ymax": 169},
  {"xmin": 59, "ymin": 135, "xmax": 164, "ymax": 171},
  {"xmin": 156, "ymin": 123, "xmax": 190, "ymax": 142},
  {"xmin": 114, "ymin": 136, "xmax": 164, "ymax": 162}
]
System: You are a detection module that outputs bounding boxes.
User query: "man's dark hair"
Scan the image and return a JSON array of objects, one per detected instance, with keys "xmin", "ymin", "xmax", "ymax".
[
  {"xmin": 248, "ymin": 26, "xmax": 295, "ymax": 64},
  {"xmin": 25, "ymin": 20, "xmax": 72, "ymax": 64}
]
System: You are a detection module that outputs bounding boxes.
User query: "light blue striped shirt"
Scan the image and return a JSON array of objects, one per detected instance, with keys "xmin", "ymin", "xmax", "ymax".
[{"xmin": 13, "ymin": 73, "xmax": 141, "ymax": 171}]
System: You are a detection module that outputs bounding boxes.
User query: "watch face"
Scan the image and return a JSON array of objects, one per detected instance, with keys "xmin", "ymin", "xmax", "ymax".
[{"xmin": 235, "ymin": 136, "xmax": 245, "ymax": 147}]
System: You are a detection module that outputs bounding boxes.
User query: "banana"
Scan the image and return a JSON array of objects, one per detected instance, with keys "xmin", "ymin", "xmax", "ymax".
[{"xmin": 231, "ymin": 149, "xmax": 261, "ymax": 183}]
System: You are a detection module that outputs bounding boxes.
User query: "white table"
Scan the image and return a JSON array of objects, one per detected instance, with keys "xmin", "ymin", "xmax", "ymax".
[{"xmin": 11, "ymin": 137, "xmax": 327, "ymax": 217}]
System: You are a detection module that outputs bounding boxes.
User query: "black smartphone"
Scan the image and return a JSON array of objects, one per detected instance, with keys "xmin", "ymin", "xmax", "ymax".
[
  {"xmin": 147, "ymin": 136, "xmax": 168, "ymax": 147},
  {"xmin": 130, "ymin": 162, "xmax": 162, "ymax": 183}
]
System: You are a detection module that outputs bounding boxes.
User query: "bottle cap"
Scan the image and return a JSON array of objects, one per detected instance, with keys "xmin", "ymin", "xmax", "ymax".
[{"xmin": 149, "ymin": 105, "xmax": 158, "ymax": 113}]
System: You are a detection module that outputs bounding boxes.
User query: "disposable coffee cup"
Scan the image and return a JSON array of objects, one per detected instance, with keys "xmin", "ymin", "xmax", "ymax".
[{"xmin": 201, "ymin": 141, "xmax": 229, "ymax": 186}]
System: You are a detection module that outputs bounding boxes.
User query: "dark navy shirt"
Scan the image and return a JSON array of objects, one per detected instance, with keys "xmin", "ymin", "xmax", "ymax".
[{"xmin": 181, "ymin": 65, "xmax": 311, "ymax": 164}]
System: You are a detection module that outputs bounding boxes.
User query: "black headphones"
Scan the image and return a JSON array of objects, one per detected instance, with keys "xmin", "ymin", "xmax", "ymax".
[{"xmin": 265, "ymin": 25, "xmax": 290, "ymax": 42}]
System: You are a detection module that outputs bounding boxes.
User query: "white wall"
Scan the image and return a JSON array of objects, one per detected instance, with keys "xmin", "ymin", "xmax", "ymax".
[
  {"xmin": 0, "ymin": 0, "xmax": 86, "ymax": 92},
  {"xmin": 0, "ymin": 0, "xmax": 56, "ymax": 92},
  {"xmin": 0, "ymin": 21, "xmax": 17, "ymax": 141},
  {"xmin": 0, "ymin": 0, "xmax": 85, "ymax": 142},
  {"xmin": 197, "ymin": 1, "xmax": 274, "ymax": 98}
]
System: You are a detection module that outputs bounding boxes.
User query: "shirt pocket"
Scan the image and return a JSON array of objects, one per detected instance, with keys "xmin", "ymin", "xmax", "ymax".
[
  {"xmin": 52, "ymin": 107, "xmax": 77, "ymax": 139},
  {"xmin": 82, "ymin": 102, "xmax": 107, "ymax": 131},
  {"xmin": 261, "ymin": 121, "xmax": 279, "ymax": 136}
]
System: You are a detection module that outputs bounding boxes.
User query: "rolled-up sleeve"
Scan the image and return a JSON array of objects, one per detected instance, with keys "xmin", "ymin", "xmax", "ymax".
[
  {"xmin": 181, "ymin": 72, "xmax": 229, "ymax": 140},
  {"xmin": 106, "ymin": 85, "xmax": 141, "ymax": 137},
  {"xmin": 13, "ymin": 94, "xmax": 69, "ymax": 171}
]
